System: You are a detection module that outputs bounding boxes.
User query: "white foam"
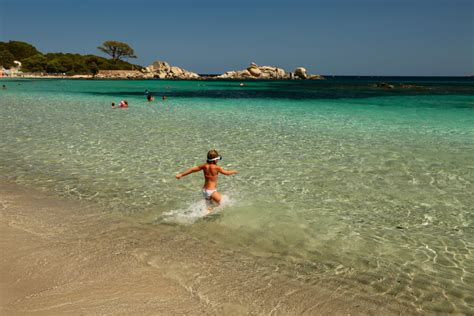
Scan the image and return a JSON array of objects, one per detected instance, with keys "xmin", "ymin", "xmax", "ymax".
[{"xmin": 159, "ymin": 195, "xmax": 234, "ymax": 225}]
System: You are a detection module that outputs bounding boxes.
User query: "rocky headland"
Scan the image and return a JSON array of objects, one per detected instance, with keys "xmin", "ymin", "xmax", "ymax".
[
  {"xmin": 94, "ymin": 60, "xmax": 199, "ymax": 79},
  {"xmin": 216, "ymin": 63, "xmax": 324, "ymax": 80},
  {"xmin": 94, "ymin": 61, "xmax": 324, "ymax": 80}
]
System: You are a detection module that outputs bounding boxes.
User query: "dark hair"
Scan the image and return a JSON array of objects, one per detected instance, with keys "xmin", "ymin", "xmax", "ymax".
[{"xmin": 207, "ymin": 149, "xmax": 219, "ymax": 160}]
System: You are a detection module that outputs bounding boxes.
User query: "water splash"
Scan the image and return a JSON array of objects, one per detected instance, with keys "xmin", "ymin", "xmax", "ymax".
[{"xmin": 158, "ymin": 195, "xmax": 235, "ymax": 225}]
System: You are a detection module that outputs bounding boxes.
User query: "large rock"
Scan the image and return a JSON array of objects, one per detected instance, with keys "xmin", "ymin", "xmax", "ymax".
[
  {"xmin": 170, "ymin": 66, "xmax": 183, "ymax": 76},
  {"xmin": 308, "ymin": 74, "xmax": 325, "ymax": 80},
  {"xmin": 143, "ymin": 60, "xmax": 200, "ymax": 79},
  {"xmin": 217, "ymin": 63, "xmax": 288, "ymax": 79},
  {"xmin": 239, "ymin": 70, "xmax": 252, "ymax": 77},
  {"xmin": 247, "ymin": 66, "xmax": 262, "ymax": 77},
  {"xmin": 156, "ymin": 72, "xmax": 167, "ymax": 79},
  {"xmin": 220, "ymin": 71, "xmax": 236, "ymax": 79},
  {"xmin": 294, "ymin": 67, "xmax": 307, "ymax": 79},
  {"xmin": 276, "ymin": 68, "xmax": 286, "ymax": 77},
  {"xmin": 151, "ymin": 60, "xmax": 170, "ymax": 71}
]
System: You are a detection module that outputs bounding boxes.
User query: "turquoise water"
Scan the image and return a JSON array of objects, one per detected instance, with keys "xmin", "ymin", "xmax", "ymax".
[{"xmin": 1, "ymin": 78, "xmax": 473, "ymax": 313}]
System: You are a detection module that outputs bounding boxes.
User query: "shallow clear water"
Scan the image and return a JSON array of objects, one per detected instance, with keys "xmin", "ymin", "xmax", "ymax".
[{"xmin": 1, "ymin": 78, "xmax": 473, "ymax": 313}]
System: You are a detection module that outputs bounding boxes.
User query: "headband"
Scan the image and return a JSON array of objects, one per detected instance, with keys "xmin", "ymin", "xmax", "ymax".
[{"xmin": 207, "ymin": 156, "xmax": 222, "ymax": 162}]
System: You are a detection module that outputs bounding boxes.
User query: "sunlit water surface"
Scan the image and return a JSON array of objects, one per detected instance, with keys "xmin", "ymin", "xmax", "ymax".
[{"xmin": 1, "ymin": 78, "xmax": 473, "ymax": 313}]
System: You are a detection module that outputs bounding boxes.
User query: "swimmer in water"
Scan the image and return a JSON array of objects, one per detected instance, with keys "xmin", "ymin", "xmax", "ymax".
[
  {"xmin": 119, "ymin": 100, "xmax": 128, "ymax": 108},
  {"xmin": 176, "ymin": 150, "xmax": 238, "ymax": 212},
  {"xmin": 145, "ymin": 90, "xmax": 154, "ymax": 101}
]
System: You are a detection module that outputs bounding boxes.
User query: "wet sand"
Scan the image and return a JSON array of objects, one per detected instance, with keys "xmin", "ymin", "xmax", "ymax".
[{"xmin": 0, "ymin": 182, "xmax": 416, "ymax": 315}]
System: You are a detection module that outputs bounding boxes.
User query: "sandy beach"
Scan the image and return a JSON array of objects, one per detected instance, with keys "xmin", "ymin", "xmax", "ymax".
[{"xmin": 0, "ymin": 181, "xmax": 417, "ymax": 315}]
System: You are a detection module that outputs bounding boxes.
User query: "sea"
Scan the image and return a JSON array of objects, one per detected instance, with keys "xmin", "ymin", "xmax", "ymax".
[{"xmin": 1, "ymin": 77, "xmax": 473, "ymax": 313}]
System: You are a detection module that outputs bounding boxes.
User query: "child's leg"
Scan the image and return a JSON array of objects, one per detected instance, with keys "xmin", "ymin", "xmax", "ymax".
[{"xmin": 210, "ymin": 191, "xmax": 221, "ymax": 204}]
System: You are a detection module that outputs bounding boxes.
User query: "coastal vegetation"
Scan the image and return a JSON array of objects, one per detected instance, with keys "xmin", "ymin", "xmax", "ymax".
[
  {"xmin": 1, "ymin": 40, "xmax": 324, "ymax": 80},
  {"xmin": 0, "ymin": 49, "xmax": 16, "ymax": 69},
  {"xmin": 0, "ymin": 40, "xmax": 142, "ymax": 75},
  {"xmin": 97, "ymin": 41, "xmax": 137, "ymax": 62},
  {"xmin": 0, "ymin": 41, "xmax": 40, "ymax": 68}
]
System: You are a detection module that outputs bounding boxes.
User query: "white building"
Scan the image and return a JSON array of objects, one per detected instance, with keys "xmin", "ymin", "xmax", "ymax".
[{"xmin": 1, "ymin": 61, "xmax": 22, "ymax": 77}]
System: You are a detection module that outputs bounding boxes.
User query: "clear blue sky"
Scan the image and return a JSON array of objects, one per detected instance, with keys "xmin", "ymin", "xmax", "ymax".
[{"xmin": 0, "ymin": 0, "xmax": 472, "ymax": 75}]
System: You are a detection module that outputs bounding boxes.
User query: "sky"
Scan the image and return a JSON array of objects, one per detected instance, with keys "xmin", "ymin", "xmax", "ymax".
[{"xmin": 0, "ymin": 0, "xmax": 472, "ymax": 76}]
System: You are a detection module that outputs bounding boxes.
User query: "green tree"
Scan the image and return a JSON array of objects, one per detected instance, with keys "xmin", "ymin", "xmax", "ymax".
[
  {"xmin": 0, "ymin": 49, "xmax": 15, "ymax": 69},
  {"xmin": 89, "ymin": 62, "xmax": 99, "ymax": 76},
  {"xmin": 21, "ymin": 54, "xmax": 47, "ymax": 72},
  {"xmin": 4, "ymin": 41, "xmax": 39, "ymax": 61},
  {"xmin": 97, "ymin": 40, "xmax": 137, "ymax": 62},
  {"xmin": 85, "ymin": 57, "xmax": 100, "ymax": 76},
  {"xmin": 46, "ymin": 60, "xmax": 67, "ymax": 73}
]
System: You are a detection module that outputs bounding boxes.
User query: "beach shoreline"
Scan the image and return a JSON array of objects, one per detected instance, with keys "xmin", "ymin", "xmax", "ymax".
[
  {"xmin": 0, "ymin": 181, "xmax": 416, "ymax": 315},
  {"xmin": 0, "ymin": 181, "xmax": 213, "ymax": 314}
]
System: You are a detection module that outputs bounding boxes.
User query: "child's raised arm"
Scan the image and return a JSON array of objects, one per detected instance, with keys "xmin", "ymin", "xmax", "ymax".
[
  {"xmin": 218, "ymin": 167, "xmax": 238, "ymax": 176},
  {"xmin": 176, "ymin": 165, "xmax": 204, "ymax": 179}
]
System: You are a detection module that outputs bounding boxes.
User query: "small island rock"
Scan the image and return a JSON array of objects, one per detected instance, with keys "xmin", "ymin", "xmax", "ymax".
[
  {"xmin": 294, "ymin": 67, "xmax": 308, "ymax": 79},
  {"xmin": 217, "ymin": 63, "xmax": 288, "ymax": 79},
  {"xmin": 375, "ymin": 83, "xmax": 395, "ymax": 89},
  {"xmin": 216, "ymin": 63, "xmax": 325, "ymax": 80}
]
